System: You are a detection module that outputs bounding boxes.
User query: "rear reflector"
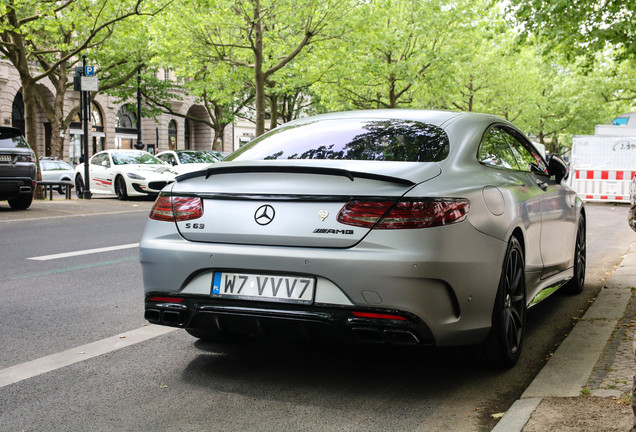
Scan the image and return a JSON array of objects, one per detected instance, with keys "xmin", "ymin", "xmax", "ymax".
[
  {"xmin": 338, "ymin": 198, "xmax": 469, "ymax": 229},
  {"xmin": 148, "ymin": 296, "xmax": 184, "ymax": 303},
  {"xmin": 352, "ymin": 311, "xmax": 408, "ymax": 321},
  {"xmin": 149, "ymin": 195, "xmax": 203, "ymax": 222}
]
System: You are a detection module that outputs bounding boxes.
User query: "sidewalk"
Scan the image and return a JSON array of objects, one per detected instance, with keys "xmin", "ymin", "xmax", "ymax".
[
  {"xmin": 0, "ymin": 195, "xmax": 155, "ymax": 222},
  {"xmin": 493, "ymin": 243, "xmax": 636, "ymax": 432}
]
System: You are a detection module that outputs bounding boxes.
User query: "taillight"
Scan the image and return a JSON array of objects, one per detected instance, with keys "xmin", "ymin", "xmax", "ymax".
[
  {"xmin": 337, "ymin": 198, "xmax": 469, "ymax": 229},
  {"xmin": 15, "ymin": 154, "xmax": 34, "ymax": 163},
  {"xmin": 337, "ymin": 201, "xmax": 394, "ymax": 228},
  {"xmin": 149, "ymin": 195, "xmax": 203, "ymax": 222}
]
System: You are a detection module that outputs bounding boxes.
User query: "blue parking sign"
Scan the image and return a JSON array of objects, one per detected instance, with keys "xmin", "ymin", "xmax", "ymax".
[{"xmin": 84, "ymin": 66, "xmax": 95, "ymax": 77}]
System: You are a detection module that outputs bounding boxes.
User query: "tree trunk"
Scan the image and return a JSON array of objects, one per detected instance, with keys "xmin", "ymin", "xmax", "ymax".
[
  {"xmin": 253, "ymin": 0, "xmax": 266, "ymax": 137},
  {"xmin": 389, "ymin": 75, "xmax": 397, "ymax": 108},
  {"xmin": 49, "ymin": 64, "xmax": 69, "ymax": 159},
  {"xmin": 212, "ymin": 104, "xmax": 224, "ymax": 151},
  {"xmin": 212, "ymin": 129, "xmax": 223, "ymax": 151},
  {"xmin": 551, "ymin": 136, "xmax": 559, "ymax": 155},
  {"xmin": 537, "ymin": 131, "xmax": 545, "ymax": 144},
  {"xmin": 22, "ymin": 79, "xmax": 44, "ymax": 198},
  {"xmin": 269, "ymin": 93, "xmax": 278, "ymax": 130}
]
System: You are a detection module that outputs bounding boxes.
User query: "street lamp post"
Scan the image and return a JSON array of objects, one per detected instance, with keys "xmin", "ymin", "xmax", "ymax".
[{"xmin": 134, "ymin": 70, "xmax": 144, "ymax": 150}]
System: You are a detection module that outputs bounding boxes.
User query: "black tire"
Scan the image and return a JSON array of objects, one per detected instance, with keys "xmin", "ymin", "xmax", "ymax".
[
  {"xmin": 562, "ymin": 217, "xmax": 586, "ymax": 295},
  {"xmin": 477, "ymin": 236, "xmax": 526, "ymax": 368},
  {"xmin": 75, "ymin": 175, "xmax": 84, "ymax": 198},
  {"xmin": 115, "ymin": 175, "xmax": 128, "ymax": 200},
  {"xmin": 8, "ymin": 193, "xmax": 33, "ymax": 210},
  {"xmin": 57, "ymin": 179, "xmax": 70, "ymax": 195}
]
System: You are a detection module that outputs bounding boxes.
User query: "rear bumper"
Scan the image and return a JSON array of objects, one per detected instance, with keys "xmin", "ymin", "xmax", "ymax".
[
  {"xmin": 140, "ymin": 218, "xmax": 509, "ymax": 347},
  {"xmin": 0, "ymin": 177, "xmax": 34, "ymax": 200},
  {"xmin": 144, "ymin": 295, "xmax": 435, "ymax": 346}
]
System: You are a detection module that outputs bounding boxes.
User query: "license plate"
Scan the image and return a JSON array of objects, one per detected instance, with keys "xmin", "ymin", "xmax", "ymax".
[{"xmin": 212, "ymin": 272, "xmax": 315, "ymax": 304}]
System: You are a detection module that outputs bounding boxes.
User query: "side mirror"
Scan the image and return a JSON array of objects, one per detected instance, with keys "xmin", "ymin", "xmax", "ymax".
[{"xmin": 547, "ymin": 154, "xmax": 568, "ymax": 183}]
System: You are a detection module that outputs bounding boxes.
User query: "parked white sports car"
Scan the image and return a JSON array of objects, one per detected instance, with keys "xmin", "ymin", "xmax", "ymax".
[{"xmin": 74, "ymin": 150, "xmax": 177, "ymax": 200}]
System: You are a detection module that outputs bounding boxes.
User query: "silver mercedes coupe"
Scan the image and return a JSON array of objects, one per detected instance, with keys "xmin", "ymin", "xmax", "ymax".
[{"xmin": 140, "ymin": 109, "xmax": 585, "ymax": 368}]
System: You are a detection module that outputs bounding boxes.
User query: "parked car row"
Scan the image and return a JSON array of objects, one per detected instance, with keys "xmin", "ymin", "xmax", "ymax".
[
  {"xmin": 74, "ymin": 149, "xmax": 227, "ymax": 200},
  {"xmin": 1, "ymin": 130, "xmax": 228, "ymax": 207}
]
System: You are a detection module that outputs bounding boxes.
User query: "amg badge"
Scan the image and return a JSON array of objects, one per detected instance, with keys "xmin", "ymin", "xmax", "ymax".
[{"xmin": 313, "ymin": 228, "xmax": 354, "ymax": 235}]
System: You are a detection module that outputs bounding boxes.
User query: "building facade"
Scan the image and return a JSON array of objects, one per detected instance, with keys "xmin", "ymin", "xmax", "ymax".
[{"xmin": 0, "ymin": 59, "xmax": 256, "ymax": 163}]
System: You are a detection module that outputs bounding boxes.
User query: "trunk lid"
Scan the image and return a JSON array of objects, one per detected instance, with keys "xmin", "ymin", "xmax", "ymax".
[{"xmin": 171, "ymin": 161, "xmax": 441, "ymax": 248}]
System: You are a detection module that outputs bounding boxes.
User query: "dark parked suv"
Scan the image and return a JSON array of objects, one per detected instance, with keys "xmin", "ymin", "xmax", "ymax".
[{"xmin": 0, "ymin": 127, "xmax": 36, "ymax": 209}]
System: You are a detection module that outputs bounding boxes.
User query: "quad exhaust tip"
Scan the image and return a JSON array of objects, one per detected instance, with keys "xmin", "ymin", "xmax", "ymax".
[
  {"xmin": 145, "ymin": 308, "xmax": 183, "ymax": 326},
  {"xmin": 351, "ymin": 327, "xmax": 420, "ymax": 345}
]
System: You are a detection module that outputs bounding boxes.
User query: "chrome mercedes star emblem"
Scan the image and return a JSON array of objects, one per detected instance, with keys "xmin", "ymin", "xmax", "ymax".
[
  {"xmin": 254, "ymin": 204, "xmax": 276, "ymax": 226},
  {"xmin": 318, "ymin": 210, "xmax": 329, "ymax": 221}
]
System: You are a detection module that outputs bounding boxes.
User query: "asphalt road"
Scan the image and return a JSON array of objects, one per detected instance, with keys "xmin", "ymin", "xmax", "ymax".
[{"xmin": 0, "ymin": 197, "xmax": 633, "ymax": 431}]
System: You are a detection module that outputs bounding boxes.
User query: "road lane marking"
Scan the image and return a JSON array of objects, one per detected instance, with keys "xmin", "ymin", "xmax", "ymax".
[
  {"xmin": 0, "ymin": 208, "xmax": 150, "ymax": 224},
  {"xmin": 28, "ymin": 243, "xmax": 140, "ymax": 261},
  {"xmin": 0, "ymin": 325, "xmax": 178, "ymax": 388},
  {"xmin": 12, "ymin": 256, "xmax": 138, "ymax": 280}
]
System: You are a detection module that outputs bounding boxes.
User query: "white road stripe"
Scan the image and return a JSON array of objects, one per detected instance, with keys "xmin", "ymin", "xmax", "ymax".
[
  {"xmin": 28, "ymin": 243, "xmax": 140, "ymax": 261},
  {"xmin": 0, "ymin": 325, "xmax": 178, "ymax": 388},
  {"xmin": 0, "ymin": 208, "xmax": 150, "ymax": 224}
]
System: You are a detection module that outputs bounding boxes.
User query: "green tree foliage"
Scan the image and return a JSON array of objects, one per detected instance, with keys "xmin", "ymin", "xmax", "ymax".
[
  {"xmin": 314, "ymin": 0, "xmax": 475, "ymax": 111},
  {"xmin": 504, "ymin": 0, "xmax": 636, "ymax": 150},
  {"xmin": 147, "ymin": 0, "xmax": 257, "ymax": 149},
  {"xmin": 172, "ymin": 0, "xmax": 349, "ymax": 136},
  {"xmin": 507, "ymin": 0, "xmax": 636, "ymax": 61},
  {"xmin": 0, "ymin": 0, "xmax": 168, "ymax": 166},
  {"xmin": 1, "ymin": 0, "xmax": 633, "ymax": 159}
]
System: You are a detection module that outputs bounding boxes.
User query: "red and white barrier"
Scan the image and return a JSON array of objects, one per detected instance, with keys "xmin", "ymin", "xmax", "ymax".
[{"xmin": 571, "ymin": 170, "xmax": 635, "ymax": 202}]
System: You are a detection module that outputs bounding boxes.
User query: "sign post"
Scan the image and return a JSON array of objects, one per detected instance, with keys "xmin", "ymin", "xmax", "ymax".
[
  {"xmin": 81, "ymin": 56, "xmax": 92, "ymax": 199},
  {"xmin": 75, "ymin": 57, "xmax": 99, "ymax": 199}
]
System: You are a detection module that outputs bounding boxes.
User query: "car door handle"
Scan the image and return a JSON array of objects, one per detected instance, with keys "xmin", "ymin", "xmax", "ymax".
[{"xmin": 535, "ymin": 179, "xmax": 548, "ymax": 191}]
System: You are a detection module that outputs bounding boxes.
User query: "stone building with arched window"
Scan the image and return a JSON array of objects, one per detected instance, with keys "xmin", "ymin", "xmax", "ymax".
[{"xmin": 0, "ymin": 59, "xmax": 257, "ymax": 163}]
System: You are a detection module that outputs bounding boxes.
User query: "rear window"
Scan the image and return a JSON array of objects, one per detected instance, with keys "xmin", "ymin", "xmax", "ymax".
[
  {"xmin": 227, "ymin": 119, "xmax": 449, "ymax": 162},
  {"xmin": 42, "ymin": 160, "xmax": 73, "ymax": 171},
  {"xmin": 0, "ymin": 128, "xmax": 29, "ymax": 149}
]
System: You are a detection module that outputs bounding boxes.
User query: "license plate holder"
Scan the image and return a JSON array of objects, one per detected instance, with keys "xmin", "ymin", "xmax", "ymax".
[{"xmin": 212, "ymin": 272, "xmax": 315, "ymax": 305}]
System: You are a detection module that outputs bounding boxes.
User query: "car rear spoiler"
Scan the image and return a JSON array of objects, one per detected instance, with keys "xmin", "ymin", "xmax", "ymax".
[{"xmin": 177, "ymin": 165, "xmax": 416, "ymax": 186}]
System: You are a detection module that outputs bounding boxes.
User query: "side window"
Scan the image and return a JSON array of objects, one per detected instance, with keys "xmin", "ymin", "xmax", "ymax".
[
  {"xmin": 91, "ymin": 154, "xmax": 110, "ymax": 167},
  {"xmin": 90, "ymin": 154, "xmax": 103, "ymax": 166},
  {"xmin": 158, "ymin": 153, "xmax": 175, "ymax": 165},
  {"xmin": 502, "ymin": 129, "xmax": 548, "ymax": 174},
  {"xmin": 478, "ymin": 128, "xmax": 519, "ymax": 170}
]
